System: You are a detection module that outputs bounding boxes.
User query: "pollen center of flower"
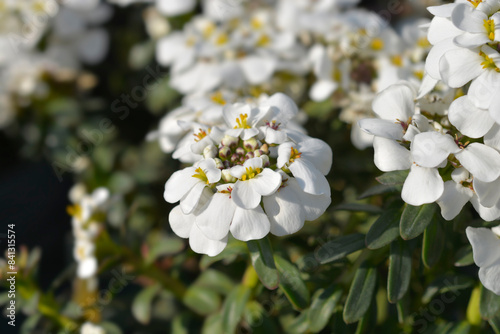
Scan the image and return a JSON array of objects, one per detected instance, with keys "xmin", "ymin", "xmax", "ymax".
[
  {"xmin": 194, "ymin": 128, "xmax": 208, "ymax": 142},
  {"xmin": 251, "ymin": 17, "xmax": 263, "ymax": 30},
  {"xmin": 391, "ymin": 55, "xmax": 403, "ymax": 67},
  {"xmin": 215, "ymin": 33, "xmax": 229, "ymax": 46},
  {"xmin": 396, "ymin": 117, "xmax": 412, "ymax": 132},
  {"xmin": 234, "ymin": 113, "xmax": 251, "ymax": 129},
  {"xmin": 211, "ymin": 92, "xmax": 226, "ymax": 105},
  {"xmin": 240, "ymin": 166, "xmax": 262, "ymax": 181},
  {"xmin": 289, "ymin": 147, "xmax": 302, "ymax": 163},
  {"xmin": 203, "ymin": 22, "xmax": 216, "ymax": 38},
  {"xmin": 67, "ymin": 204, "xmax": 83, "ymax": 220},
  {"xmin": 484, "ymin": 19, "xmax": 495, "ymax": 41},
  {"xmin": 192, "ymin": 167, "xmax": 210, "ymax": 184},
  {"xmin": 468, "ymin": 0, "xmax": 483, "ymax": 8},
  {"xmin": 265, "ymin": 120, "xmax": 280, "ymax": 130},
  {"xmin": 417, "ymin": 37, "xmax": 430, "ymax": 48},
  {"xmin": 370, "ymin": 38, "xmax": 384, "ymax": 51},
  {"xmin": 220, "ymin": 186, "xmax": 233, "ymax": 197},
  {"xmin": 480, "ymin": 51, "xmax": 500, "ymax": 72},
  {"xmin": 256, "ymin": 34, "xmax": 271, "ymax": 47}
]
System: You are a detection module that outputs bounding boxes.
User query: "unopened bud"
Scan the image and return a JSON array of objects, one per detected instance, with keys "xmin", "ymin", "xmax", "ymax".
[
  {"xmin": 214, "ymin": 158, "xmax": 224, "ymax": 169},
  {"xmin": 254, "ymin": 149, "xmax": 263, "ymax": 157},
  {"xmin": 222, "ymin": 135, "xmax": 239, "ymax": 148},
  {"xmin": 243, "ymin": 138, "xmax": 259, "ymax": 151},
  {"xmin": 219, "ymin": 146, "xmax": 231, "ymax": 159},
  {"xmin": 222, "ymin": 169, "xmax": 237, "ymax": 183},
  {"xmin": 230, "ymin": 154, "xmax": 239, "ymax": 163},
  {"xmin": 260, "ymin": 154, "xmax": 270, "ymax": 167},
  {"xmin": 245, "ymin": 152, "xmax": 254, "ymax": 159},
  {"xmin": 260, "ymin": 144, "xmax": 269, "ymax": 154},
  {"xmin": 223, "ymin": 160, "xmax": 231, "ymax": 169},
  {"xmin": 235, "ymin": 147, "xmax": 246, "ymax": 156},
  {"xmin": 203, "ymin": 144, "xmax": 217, "ymax": 159}
]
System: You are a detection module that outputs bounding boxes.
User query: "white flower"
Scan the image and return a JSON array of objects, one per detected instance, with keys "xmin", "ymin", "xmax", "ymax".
[
  {"xmin": 466, "ymin": 226, "xmax": 500, "ymax": 295},
  {"xmin": 156, "ymin": 0, "xmax": 196, "ymax": 17},
  {"xmin": 277, "ymin": 138, "xmax": 332, "ymax": 196},
  {"xmin": 74, "ymin": 239, "xmax": 98, "ymax": 279},
  {"xmin": 229, "ymin": 157, "xmax": 282, "ymax": 210},
  {"xmin": 256, "ymin": 92, "xmax": 300, "ymax": 144},
  {"xmin": 164, "ymin": 158, "xmax": 222, "ymax": 214},
  {"xmin": 81, "ymin": 322, "xmax": 105, "ymax": 334},
  {"xmin": 223, "ymin": 103, "xmax": 264, "ymax": 140}
]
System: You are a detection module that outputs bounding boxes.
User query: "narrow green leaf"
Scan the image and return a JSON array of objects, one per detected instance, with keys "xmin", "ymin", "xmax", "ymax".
[
  {"xmin": 400, "ymin": 203, "xmax": 437, "ymax": 240},
  {"xmin": 20, "ymin": 314, "xmax": 41, "ymax": 334},
  {"xmin": 247, "ymin": 238, "xmax": 280, "ymax": 290},
  {"xmin": 387, "ymin": 239, "xmax": 412, "ymax": 303},
  {"xmin": 222, "ymin": 285, "xmax": 251, "ymax": 333},
  {"xmin": 171, "ymin": 313, "xmax": 190, "ymax": 334},
  {"xmin": 132, "ymin": 284, "xmax": 160, "ymax": 324},
  {"xmin": 376, "ymin": 170, "xmax": 409, "ymax": 185},
  {"xmin": 100, "ymin": 322, "xmax": 123, "ymax": 334},
  {"xmin": 308, "ymin": 285, "xmax": 342, "ymax": 332},
  {"xmin": 202, "ymin": 314, "xmax": 224, "ymax": 334},
  {"xmin": 183, "ymin": 286, "xmax": 221, "ymax": 316},
  {"xmin": 454, "ymin": 245, "xmax": 474, "ymax": 267},
  {"xmin": 366, "ymin": 207, "xmax": 402, "ymax": 249},
  {"xmin": 333, "ymin": 203, "xmax": 382, "ymax": 214},
  {"xmin": 422, "ymin": 275, "xmax": 474, "ymax": 304},
  {"xmin": 193, "ymin": 269, "xmax": 235, "ymax": 296},
  {"xmin": 275, "ymin": 255, "xmax": 310, "ymax": 310},
  {"xmin": 422, "ymin": 219, "xmax": 444, "ymax": 268},
  {"xmin": 355, "ymin": 298, "xmax": 377, "ymax": 334},
  {"xmin": 343, "ymin": 262, "xmax": 377, "ymax": 324},
  {"xmin": 489, "ymin": 315, "xmax": 500, "ymax": 334},
  {"xmin": 480, "ymin": 284, "xmax": 500, "ymax": 320},
  {"xmin": 283, "ymin": 310, "xmax": 310, "ymax": 334},
  {"xmin": 316, "ymin": 233, "xmax": 366, "ymax": 264},
  {"xmin": 145, "ymin": 237, "xmax": 184, "ymax": 264}
]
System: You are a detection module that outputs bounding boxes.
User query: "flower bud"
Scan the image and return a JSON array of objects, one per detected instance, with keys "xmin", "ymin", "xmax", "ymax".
[
  {"xmin": 203, "ymin": 144, "xmax": 218, "ymax": 159},
  {"xmin": 260, "ymin": 144, "xmax": 269, "ymax": 155},
  {"xmin": 245, "ymin": 152, "xmax": 254, "ymax": 160},
  {"xmin": 260, "ymin": 154, "xmax": 270, "ymax": 167},
  {"xmin": 243, "ymin": 138, "xmax": 259, "ymax": 151},
  {"xmin": 221, "ymin": 135, "xmax": 239, "ymax": 148},
  {"xmin": 223, "ymin": 160, "xmax": 231, "ymax": 169},
  {"xmin": 235, "ymin": 147, "xmax": 246, "ymax": 156},
  {"xmin": 222, "ymin": 169, "xmax": 237, "ymax": 183},
  {"xmin": 230, "ymin": 154, "xmax": 240, "ymax": 163},
  {"xmin": 254, "ymin": 149, "xmax": 263, "ymax": 157},
  {"xmin": 214, "ymin": 158, "xmax": 224, "ymax": 169},
  {"xmin": 219, "ymin": 146, "xmax": 231, "ymax": 159}
]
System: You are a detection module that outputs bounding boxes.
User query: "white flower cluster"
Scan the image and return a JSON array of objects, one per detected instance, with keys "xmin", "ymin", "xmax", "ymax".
[
  {"xmin": 67, "ymin": 185, "xmax": 111, "ymax": 279},
  {"xmin": 164, "ymin": 93, "xmax": 332, "ymax": 256},
  {"xmin": 80, "ymin": 321, "xmax": 105, "ymax": 334},
  {"xmin": 0, "ymin": 0, "xmax": 111, "ymax": 129}
]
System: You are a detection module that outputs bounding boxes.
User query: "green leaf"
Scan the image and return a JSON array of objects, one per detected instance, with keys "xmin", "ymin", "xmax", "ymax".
[
  {"xmin": 343, "ymin": 262, "xmax": 377, "ymax": 324},
  {"xmin": 183, "ymin": 286, "xmax": 221, "ymax": 316},
  {"xmin": 20, "ymin": 314, "xmax": 41, "ymax": 334},
  {"xmin": 422, "ymin": 275, "xmax": 474, "ymax": 304},
  {"xmin": 247, "ymin": 237, "xmax": 280, "ymax": 290},
  {"xmin": 200, "ymin": 240, "xmax": 247, "ymax": 270},
  {"xmin": 355, "ymin": 298, "xmax": 377, "ymax": 334},
  {"xmin": 307, "ymin": 285, "xmax": 342, "ymax": 332},
  {"xmin": 480, "ymin": 284, "xmax": 500, "ymax": 320},
  {"xmin": 100, "ymin": 322, "xmax": 123, "ymax": 334},
  {"xmin": 400, "ymin": 203, "xmax": 437, "ymax": 240},
  {"xmin": 222, "ymin": 285, "xmax": 251, "ymax": 333},
  {"xmin": 333, "ymin": 203, "xmax": 382, "ymax": 214},
  {"xmin": 366, "ymin": 207, "xmax": 402, "ymax": 249},
  {"xmin": 283, "ymin": 310, "xmax": 310, "ymax": 334},
  {"xmin": 275, "ymin": 255, "xmax": 310, "ymax": 310},
  {"xmin": 132, "ymin": 284, "xmax": 161, "ymax": 324},
  {"xmin": 489, "ymin": 315, "xmax": 500, "ymax": 334},
  {"xmin": 172, "ymin": 313, "xmax": 191, "ymax": 334},
  {"xmin": 145, "ymin": 237, "xmax": 185, "ymax": 264},
  {"xmin": 454, "ymin": 245, "xmax": 474, "ymax": 267},
  {"xmin": 316, "ymin": 233, "xmax": 366, "ymax": 264},
  {"xmin": 202, "ymin": 314, "xmax": 224, "ymax": 334},
  {"xmin": 422, "ymin": 219, "xmax": 444, "ymax": 268},
  {"xmin": 193, "ymin": 269, "xmax": 235, "ymax": 296},
  {"xmin": 359, "ymin": 184, "xmax": 401, "ymax": 199},
  {"xmin": 387, "ymin": 239, "xmax": 412, "ymax": 303},
  {"xmin": 376, "ymin": 170, "xmax": 409, "ymax": 185}
]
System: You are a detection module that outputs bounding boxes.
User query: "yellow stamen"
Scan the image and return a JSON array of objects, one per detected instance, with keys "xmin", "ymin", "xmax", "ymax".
[
  {"xmin": 67, "ymin": 204, "xmax": 83, "ymax": 220},
  {"xmin": 193, "ymin": 129, "xmax": 208, "ymax": 142},
  {"xmin": 391, "ymin": 55, "xmax": 403, "ymax": 67},
  {"xmin": 251, "ymin": 17, "xmax": 263, "ymax": 30},
  {"xmin": 234, "ymin": 114, "xmax": 251, "ymax": 129},
  {"xmin": 240, "ymin": 167, "xmax": 262, "ymax": 181},
  {"xmin": 210, "ymin": 92, "xmax": 226, "ymax": 105},
  {"xmin": 484, "ymin": 19, "xmax": 495, "ymax": 41},
  {"xmin": 480, "ymin": 51, "xmax": 500, "ymax": 72},
  {"xmin": 417, "ymin": 37, "xmax": 431, "ymax": 48},
  {"xmin": 370, "ymin": 38, "xmax": 384, "ymax": 51},
  {"xmin": 468, "ymin": 0, "xmax": 483, "ymax": 8},
  {"xmin": 289, "ymin": 147, "xmax": 302, "ymax": 163},
  {"xmin": 256, "ymin": 34, "xmax": 271, "ymax": 47},
  {"xmin": 203, "ymin": 22, "xmax": 216, "ymax": 38},
  {"xmin": 215, "ymin": 33, "xmax": 229, "ymax": 46},
  {"xmin": 413, "ymin": 70, "xmax": 424, "ymax": 81},
  {"xmin": 192, "ymin": 167, "xmax": 209, "ymax": 184}
]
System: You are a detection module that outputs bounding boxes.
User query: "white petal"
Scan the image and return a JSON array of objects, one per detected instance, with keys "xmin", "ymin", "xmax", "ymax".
[
  {"xmin": 230, "ymin": 206, "xmax": 270, "ymax": 241},
  {"xmin": 196, "ymin": 193, "xmax": 235, "ymax": 240},
  {"xmin": 454, "ymin": 32, "xmax": 491, "ymax": 48},
  {"xmin": 78, "ymin": 29, "xmax": 109, "ymax": 65},
  {"xmin": 157, "ymin": 0, "xmax": 196, "ymax": 16},
  {"xmin": 164, "ymin": 167, "xmax": 198, "ymax": 203},
  {"xmin": 263, "ymin": 185, "xmax": 305, "ymax": 237},
  {"xmin": 479, "ymin": 265, "xmax": 500, "ymax": 296},
  {"xmin": 77, "ymin": 257, "xmax": 98, "ymax": 279},
  {"xmin": 289, "ymin": 159, "xmax": 330, "ymax": 196},
  {"xmin": 189, "ymin": 223, "xmax": 228, "ymax": 257},
  {"xmin": 180, "ymin": 182, "xmax": 207, "ymax": 215},
  {"xmin": 232, "ymin": 180, "xmax": 261, "ymax": 209},
  {"xmin": 470, "ymin": 195, "xmax": 500, "ymax": 221},
  {"xmin": 425, "ymin": 38, "xmax": 459, "ymax": 80},
  {"xmin": 436, "ymin": 181, "xmax": 473, "ymax": 220},
  {"xmin": 298, "ymin": 138, "xmax": 333, "ymax": 175},
  {"xmin": 448, "ymin": 96, "xmax": 494, "ymax": 138},
  {"xmin": 240, "ymin": 56, "xmax": 277, "ymax": 85},
  {"xmin": 485, "ymin": 124, "xmax": 500, "ymax": 151},
  {"xmin": 372, "ymin": 83, "xmax": 415, "ymax": 121},
  {"xmin": 473, "ymin": 177, "xmax": 500, "ymax": 208},
  {"xmin": 260, "ymin": 92, "xmax": 299, "ymax": 119},
  {"xmin": 411, "ymin": 132, "xmax": 459, "ymax": 168},
  {"xmin": 373, "ymin": 137, "xmax": 412, "ymax": 172},
  {"xmin": 427, "ymin": 16, "xmax": 463, "ymax": 44},
  {"xmin": 251, "ymin": 169, "xmax": 282, "ymax": 196},
  {"xmin": 168, "ymin": 205, "xmax": 194, "ymax": 238},
  {"xmin": 456, "ymin": 143, "xmax": 500, "ymax": 182},
  {"xmin": 277, "ymin": 142, "xmax": 293, "ymax": 168},
  {"xmin": 417, "ymin": 74, "xmax": 439, "ymax": 98},
  {"xmin": 401, "ymin": 165, "xmax": 444, "ymax": 206},
  {"xmin": 451, "ymin": 4, "xmax": 487, "ymax": 33},
  {"xmin": 310, "ymin": 80, "xmax": 338, "ymax": 102},
  {"xmin": 439, "ymin": 48, "xmax": 484, "ymax": 87},
  {"xmin": 244, "ymin": 157, "xmax": 264, "ymax": 169},
  {"xmin": 468, "ymin": 71, "xmax": 498, "ymax": 110},
  {"xmin": 489, "ymin": 91, "xmax": 500, "ymax": 124},
  {"xmin": 466, "ymin": 227, "xmax": 500, "ymax": 268},
  {"xmin": 358, "ymin": 118, "xmax": 404, "ymax": 141}
]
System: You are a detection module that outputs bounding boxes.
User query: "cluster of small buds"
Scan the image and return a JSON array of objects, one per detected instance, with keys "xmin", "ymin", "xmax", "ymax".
[{"xmin": 163, "ymin": 93, "xmax": 332, "ymax": 256}]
